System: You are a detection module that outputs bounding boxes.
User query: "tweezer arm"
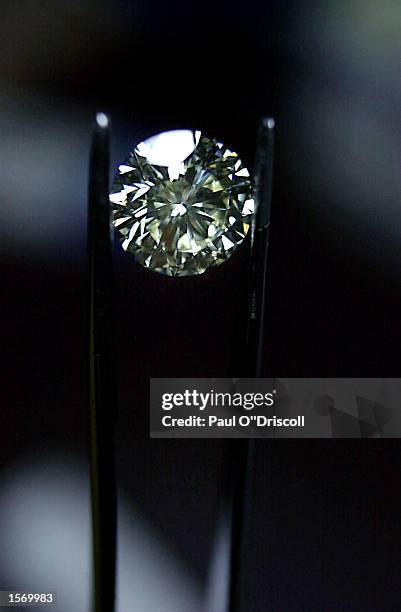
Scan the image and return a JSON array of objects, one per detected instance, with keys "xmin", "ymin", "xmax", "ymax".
[
  {"xmin": 88, "ymin": 112, "xmax": 117, "ymax": 612},
  {"xmin": 227, "ymin": 118, "xmax": 275, "ymax": 612}
]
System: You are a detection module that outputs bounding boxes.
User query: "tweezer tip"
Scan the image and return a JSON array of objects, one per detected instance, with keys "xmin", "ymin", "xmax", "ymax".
[
  {"xmin": 261, "ymin": 117, "xmax": 275, "ymax": 130},
  {"xmin": 95, "ymin": 112, "xmax": 110, "ymax": 129}
]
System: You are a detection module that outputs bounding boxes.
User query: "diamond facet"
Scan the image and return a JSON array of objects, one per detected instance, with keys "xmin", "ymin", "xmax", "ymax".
[{"xmin": 110, "ymin": 129, "xmax": 254, "ymax": 276}]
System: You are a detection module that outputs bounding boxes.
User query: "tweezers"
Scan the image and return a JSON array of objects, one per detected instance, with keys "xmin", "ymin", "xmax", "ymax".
[{"xmin": 87, "ymin": 114, "xmax": 274, "ymax": 612}]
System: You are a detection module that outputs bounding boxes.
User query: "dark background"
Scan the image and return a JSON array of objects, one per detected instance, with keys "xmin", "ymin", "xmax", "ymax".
[{"xmin": 1, "ymin": 1, "xmax": 401, "ymax": 610}]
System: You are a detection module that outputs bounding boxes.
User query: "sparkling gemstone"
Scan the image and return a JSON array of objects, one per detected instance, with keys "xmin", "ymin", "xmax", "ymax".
[{"xmin": 109, "ymin": 129, "xmax": 254, "ymax": 276}]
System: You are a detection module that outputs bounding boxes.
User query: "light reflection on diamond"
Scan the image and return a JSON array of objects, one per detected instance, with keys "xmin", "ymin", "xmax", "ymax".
[{"xmin": 110, "ymin": 129, "xmax": 254, "ymax": 276}]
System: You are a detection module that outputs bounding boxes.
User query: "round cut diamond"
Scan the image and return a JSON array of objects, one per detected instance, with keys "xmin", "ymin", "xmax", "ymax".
[{"xmin": 110, "ymin": 129, "xmax": 254, "ymax": 276}]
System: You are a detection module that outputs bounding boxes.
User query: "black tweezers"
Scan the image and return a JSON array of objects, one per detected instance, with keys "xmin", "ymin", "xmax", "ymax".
[{"xmin": 87, "ymin": 115, "xmax": 274, "ymax": 612}]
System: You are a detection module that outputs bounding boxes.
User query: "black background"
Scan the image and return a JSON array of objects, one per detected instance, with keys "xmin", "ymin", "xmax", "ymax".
[{"xmin": 1, "ymin": 0, "xmax": 401, "ymax": 609}]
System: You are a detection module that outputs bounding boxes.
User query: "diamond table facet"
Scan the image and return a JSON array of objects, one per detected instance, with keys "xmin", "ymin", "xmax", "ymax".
[{"xmin": 110, "ymin": 129, "xmax": 254, "ymax": 276}]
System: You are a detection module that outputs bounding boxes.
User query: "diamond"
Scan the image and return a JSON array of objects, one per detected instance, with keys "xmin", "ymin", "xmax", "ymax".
[{"xmin": 110, "ymin": 129, "xmax": 254, "ymax": 276}]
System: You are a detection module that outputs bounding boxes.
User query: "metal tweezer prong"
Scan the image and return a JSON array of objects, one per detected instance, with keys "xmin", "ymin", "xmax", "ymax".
[
  {"xmin": 88, "ymin": 112, "xmax": 117, "ymax": 612},
  {"xmin": 220, "ymin": 117, "xmax": 275, "ymax": 612}
]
